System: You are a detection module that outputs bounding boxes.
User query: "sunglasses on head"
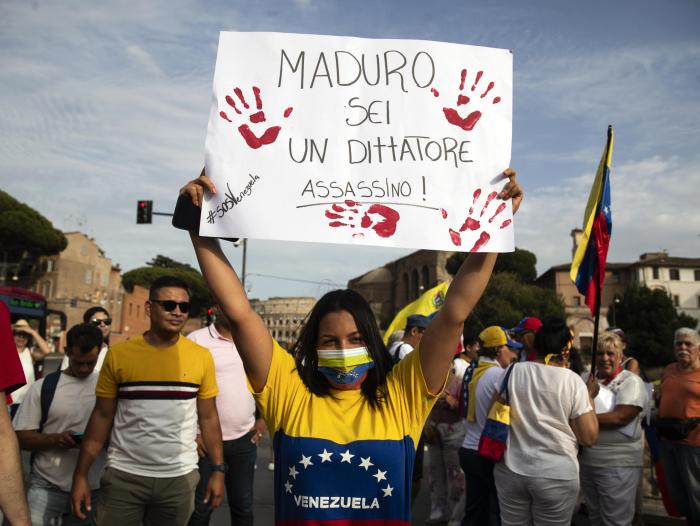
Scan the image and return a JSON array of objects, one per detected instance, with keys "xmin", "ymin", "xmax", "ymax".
[
  {"xmin": 150, "ymin": 300, "xmax": 190, "ymax": 313},
  {"xmin": 90, "ymin": 318, "xmax": 112, "ymax": 327}
]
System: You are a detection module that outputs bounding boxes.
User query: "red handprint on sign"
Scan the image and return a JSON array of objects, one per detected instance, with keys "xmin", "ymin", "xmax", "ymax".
[
  {"xmin": 219, "ymin": 86, "xmax": 293, "ymax": 149},
  {"xmin": 441, "ymin": 188, "xmax": 511, "ymax": 251},
  {"xmin": 325, "ymin": 200, "xmax": 400, "ymax": 239},
  {"xmin": 431, "ymin": 69, "xmax": 501, "ymax": 132}
]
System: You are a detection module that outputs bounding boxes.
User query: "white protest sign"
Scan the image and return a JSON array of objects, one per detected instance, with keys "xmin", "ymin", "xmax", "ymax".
[{"xmin": 201, "ymin": 31, "xmax": 513, "ymax": 252}]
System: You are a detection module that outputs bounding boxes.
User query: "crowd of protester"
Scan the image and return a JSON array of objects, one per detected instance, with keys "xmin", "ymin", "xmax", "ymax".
[
  {"xmin": 0, "ymin": 169, "xmax": 698, "ymax": 526},
  {"xmin": 1, "ymin": 285, "xmax": 700, "ymax": 526}
]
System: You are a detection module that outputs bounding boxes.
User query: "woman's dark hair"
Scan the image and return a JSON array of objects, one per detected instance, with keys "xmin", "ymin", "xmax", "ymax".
[
  {"xmin": 533, "ymin": 317, "xmax": 572, "ymax": 359},
  {"xmin": 83, "ymin": 306, "xmax": 109, "ymax": 323},
  {"xmin": 290, "ymin": 289, "xmax": 393, "ymax": 408}
]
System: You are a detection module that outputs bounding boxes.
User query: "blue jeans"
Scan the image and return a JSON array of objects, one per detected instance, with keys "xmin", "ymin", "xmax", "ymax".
[
  {"xmin": 188, "ymin": 431, "xmax": 257, "ymax": 526},
  {"xmin": 27, "ymin": 473, "xmax": 97, "ymax": 526}
]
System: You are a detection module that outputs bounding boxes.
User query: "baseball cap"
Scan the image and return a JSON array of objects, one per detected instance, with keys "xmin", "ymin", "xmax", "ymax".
[
  {"xmin": 479, "ymin": 326, "xmax": 523, "ymax": 349},
  {"xmin": 405, "ymin": 314, "xmax": 430, "ymax": 331},
  {"xmin": 510, "ymin": 317, "xmax": 543, "ymax": 334}
]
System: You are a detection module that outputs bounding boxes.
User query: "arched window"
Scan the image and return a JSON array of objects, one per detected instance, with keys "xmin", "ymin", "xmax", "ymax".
[
  {"xmin": 41, "ymin": 280, "xmax": 52, "ymax": 298},
  {"xmin": 421, "ymin": 265, "xmax": 430, "ymax": 291},
  {"xmin": 411, "ymin": 269, "xmax": 420, "ymax": 300},
  {"xmin": 403, "ymin": 273, "xmax": 410, "ymax": 303}
]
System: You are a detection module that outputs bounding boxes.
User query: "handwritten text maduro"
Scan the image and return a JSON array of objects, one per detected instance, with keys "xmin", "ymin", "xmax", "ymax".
[
  {"xmin": 206, "ymin": 174, "xmax": 260, "ymax": 224},
  {"xmin": 293, "ymin": 495, "xmax": 380, "ymax": 509}
]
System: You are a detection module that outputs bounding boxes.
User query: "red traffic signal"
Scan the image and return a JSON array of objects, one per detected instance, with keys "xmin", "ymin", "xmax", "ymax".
[{"xmin": 137, "ymin": 200, "xmax": 153, "ymax": 224}]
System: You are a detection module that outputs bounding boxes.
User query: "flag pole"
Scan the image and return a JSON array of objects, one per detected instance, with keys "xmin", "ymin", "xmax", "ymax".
[
  {"xmin": 590, "ymin": 283, "xmax": 602, "ymax": 378},
  {"xmin": 589, "ymin": 125, "xmax": 613, "ymax": 378}
]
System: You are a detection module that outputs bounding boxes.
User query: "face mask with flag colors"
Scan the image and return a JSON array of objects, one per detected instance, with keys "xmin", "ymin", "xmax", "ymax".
[{"xmin": 317, "ymin": 346, "xmax": 375, "ymax": 385}]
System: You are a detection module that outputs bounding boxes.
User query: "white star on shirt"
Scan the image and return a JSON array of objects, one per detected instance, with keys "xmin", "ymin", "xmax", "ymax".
[
  {"xmin": 288, "ymin": 465, "xmax": 299, "ymax": 479},
  {"xmin": 284, "ymin": 480, "xmax": 293, "ymax": 494},
  {"xmin": 358, "ymin": 456, "xmax": 374, "ymax": 471},
  {"xmin": 318, "ymin": 449, "xmax": 333, "ymax": 463},
  {"xmin": 373, "ymin": 469, "xmax": 387, "ymax": 482},
  {"xmin": 382, "ymin": 484, "xmax": 394, "ymax": 497},
  {"xmin": 340, "ymin": 449, "xmax": 355, "ymax": 463},
  {"xmin": 299, "ymin": 454, "xmax": 313, "ymax": 469}
]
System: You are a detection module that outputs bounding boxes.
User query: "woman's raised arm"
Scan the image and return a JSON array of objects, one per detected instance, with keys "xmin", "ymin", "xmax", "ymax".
[
  {"xmin": 182, "ymin": 173, "xmax": 273, "ymax": 391},
  {"xmin": 419, "ymin": 169, "xmax": 523, "ymax": 394}
]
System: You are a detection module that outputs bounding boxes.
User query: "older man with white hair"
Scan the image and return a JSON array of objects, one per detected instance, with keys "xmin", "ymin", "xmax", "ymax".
[{"xmin": 657, "ymin": 327, "xmax": 700, "ymax": 525}]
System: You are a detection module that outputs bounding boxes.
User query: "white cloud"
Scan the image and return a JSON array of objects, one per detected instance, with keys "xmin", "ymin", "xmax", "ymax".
[
  {"xmin": 125, "ymin": 44, "xmax": 165, "ymax": 77},
  {"xmin": 519, "ymin": 155, "xmax": 700, "ymax": 274},
  {"xmin": 1, "ymin": 0, "xmax": 697, "ymax": 299}
]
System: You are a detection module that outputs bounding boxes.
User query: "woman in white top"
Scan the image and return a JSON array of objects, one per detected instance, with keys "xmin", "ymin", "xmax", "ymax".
[
  {"xmin": 10, "ymin": 319, "xmax": 51, "ymax": 415},
  {"xmin": 580, "ymin": 332, "xmax": 648, "ymax": 526},
  {"xmin": 493, "ymin": 318, "xmax": 599, "ymax": 526}
]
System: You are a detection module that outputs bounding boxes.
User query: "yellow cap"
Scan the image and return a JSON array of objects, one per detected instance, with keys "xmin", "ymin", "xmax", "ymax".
[{"xmin": 479, "ymin": 326, "xmax": 523, "ymax": 349}]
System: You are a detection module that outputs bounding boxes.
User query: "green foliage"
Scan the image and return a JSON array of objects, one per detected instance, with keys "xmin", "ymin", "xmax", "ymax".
[
  {"xmin": 446, "ymin": 249, "xmax": 563, "ymax": 335},
  {"xmin": 609, "ymin": 285, "xmax": 698, "ymax": 367},
  {"xmin": 146, "ymin": 255, "xmax": 197, "ymax": 270},
  {"xmin": 447, "ymin": 248, "xmax": 538, "ymax": 283},
  {"xmin": 122, "ymin": 255, "xmax": 212, "ymax": 317},
  {"xmin": 462, "ymin": 272, "xmax": 566, "ymax": 336},
  {"xmin": 0, "ymin": 190, "xmax": 67, "ymax": 257}
]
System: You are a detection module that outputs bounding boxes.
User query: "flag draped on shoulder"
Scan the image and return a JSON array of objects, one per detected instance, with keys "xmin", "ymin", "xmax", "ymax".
[
  {"xmin": 570, "ymin": 126, "xmax": 614, "ymax": 315},
  {"xmin": 382, "ymin": 281, "xmax": 450, "ymax": 344}
]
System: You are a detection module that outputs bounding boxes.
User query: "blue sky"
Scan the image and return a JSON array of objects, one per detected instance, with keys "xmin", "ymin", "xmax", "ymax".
[{"xmin": 1, "ymin": 0, "xmax": 699, "ymax": 299}]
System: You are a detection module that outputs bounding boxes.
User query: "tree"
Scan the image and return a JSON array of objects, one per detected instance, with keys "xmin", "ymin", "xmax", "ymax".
[
  {"xmin": 0, "ymin": 190, "xmax": 67, "ymax": 285},
  {"xmin": 122, "ymin": 255, "xmax": 212, "ymax": 317},
  {"xmin": 608, "ymin": 285, "xmax": 698, "ymax": 367},
  {"xmin": 446, "ymin": 247, "xmax": 538, "ymax": 283},
  {"xmin": 446, "ymin": 249, "xmax": 565, "ymax": 335}
]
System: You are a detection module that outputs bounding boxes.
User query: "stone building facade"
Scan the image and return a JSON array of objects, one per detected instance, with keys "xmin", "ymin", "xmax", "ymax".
[
  {"xmin": 250, "ymin": 296, "xmax": 316, "ymax": 349},
  {"xmin": 33, "ymin": 232, "xmax": 124, "ymax": 339},
  {"xmin": 348, "ymin": 250, "xmax": 454, "ymax": 329},
  {"xmin": 536, "ymin": 230, "xmax": 700, "ymax": 351}
]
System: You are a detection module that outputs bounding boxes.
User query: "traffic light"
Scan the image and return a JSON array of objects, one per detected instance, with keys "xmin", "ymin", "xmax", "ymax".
[{"xmin": 136, "ymin": 200, "xmax": 153, "ymax": 224}]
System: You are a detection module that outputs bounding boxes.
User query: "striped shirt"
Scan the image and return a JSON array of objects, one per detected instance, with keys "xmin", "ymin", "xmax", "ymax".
[{"xmin": 96, "ymin": 335, "xmax": 217, "ymax": 477}]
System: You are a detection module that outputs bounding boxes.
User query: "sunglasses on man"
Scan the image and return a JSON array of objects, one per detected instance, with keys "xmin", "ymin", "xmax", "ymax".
[
  {"xmin": 90, "ymin": 318, "xmax": 112, "ymax": 327},
  {"xmin": 150, "ymin": 300, "xmax": 191, "ymax": 313}
]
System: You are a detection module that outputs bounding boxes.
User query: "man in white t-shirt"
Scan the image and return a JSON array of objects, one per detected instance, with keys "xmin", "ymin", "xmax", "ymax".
[
  {"xmin": 13, "ymin": 323, "xmax": 107, "ymax": 525},
  {"xmin": 187, "ymin": 306, "xmax": 266, "ymax": 526},
  {"xmin": 387, "ymin": 314, "xmax": 430, "ymax": 362}
]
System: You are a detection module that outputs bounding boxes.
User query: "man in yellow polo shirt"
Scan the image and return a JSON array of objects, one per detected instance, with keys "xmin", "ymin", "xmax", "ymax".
[{"xmin": 71, "ymin": 276, "xmax": 224, "ymax": 526}]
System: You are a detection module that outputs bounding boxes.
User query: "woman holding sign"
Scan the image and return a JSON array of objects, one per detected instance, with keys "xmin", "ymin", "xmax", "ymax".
[{"xmin": 179, "ymin": 168, "xmax": 521, "ymax": 525}]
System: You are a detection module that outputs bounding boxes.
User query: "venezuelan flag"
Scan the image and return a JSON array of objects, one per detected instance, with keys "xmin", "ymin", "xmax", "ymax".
[
  {"xmin": 570, "ymin": 126, "xmax": 614, "ymax": 315},
  {"xmin": 382, "ymin": 281, "xmax": 449, "ymax": 345}
]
